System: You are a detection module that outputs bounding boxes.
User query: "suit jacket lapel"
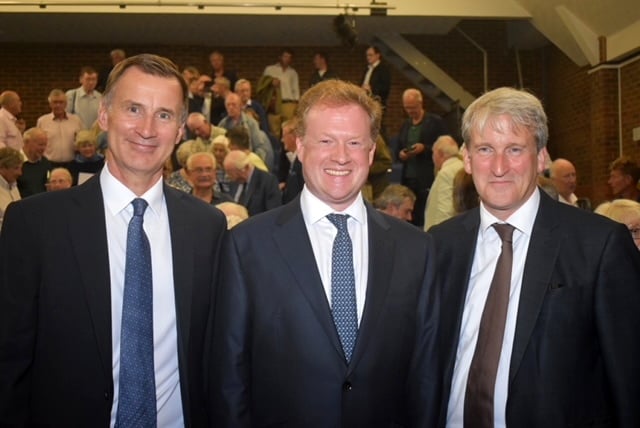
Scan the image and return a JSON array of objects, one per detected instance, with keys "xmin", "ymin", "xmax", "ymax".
[
  {"xmin": 348, "ymin": 206, "xmax": 394, "ymax": 370},
  {"xmin": 508, "ymin": 193, "xmax": 562, "ymax": 385},
  {"xmin": 165, "ymin": 186, "xmax": 194, "ymax": 360},
  {"xmin": 272, "ymin": 199, "xmax": 345, "ymax": 360},
  {"xmin": 68, "ymin": 177, "xmax": 113, "ymax": 385}
]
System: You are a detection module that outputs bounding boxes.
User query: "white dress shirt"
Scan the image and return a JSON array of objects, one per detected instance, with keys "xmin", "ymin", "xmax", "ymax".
[
  {"xmin": 263, "ymin": 63, "xmax": 300, "ymax": 101},
  {"xmin": 0, "ymin": 107, "xmax": 23, "ymax": 150},
  {"xmin": 101, "ymin": 166, "xmax": 183, "ymax": 427},
  {"xmin": 363, "ymin": 60, "xmax": 380, "ymax": 87},
  {"xmin": 446, "ymin": 188, "xmax": 540, "ymax": 428},
  {"xmin": 36, "ymin": 113, "xmax": 83, "ymax": 163},
  {"xmin": 300, "ymin": 186, "xmax": 369, "ymax": 324}
]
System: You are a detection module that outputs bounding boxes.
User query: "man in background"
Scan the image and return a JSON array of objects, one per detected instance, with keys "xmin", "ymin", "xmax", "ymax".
[
  {"xmin": 549, "ymin": 158, "xmax": 578, "ymax": 206},
  {"xmin": 66, "ymin": 66, "xmax": 102, "ymax": 129}
]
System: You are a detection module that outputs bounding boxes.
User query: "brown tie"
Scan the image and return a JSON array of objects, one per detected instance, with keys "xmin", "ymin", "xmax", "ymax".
[{"xmin": 464, "ymin": 223, "xmax": 515, "ymax": 428}]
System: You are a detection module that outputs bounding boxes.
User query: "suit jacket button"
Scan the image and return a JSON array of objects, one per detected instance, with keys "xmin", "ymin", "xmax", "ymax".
[
  {"xmin": 104, "ymin": 391, "xmax": 110, "ymax": 400},
  {"xmin": 342, "ymin": 382, "xmax": 352, "ymax": 391}
]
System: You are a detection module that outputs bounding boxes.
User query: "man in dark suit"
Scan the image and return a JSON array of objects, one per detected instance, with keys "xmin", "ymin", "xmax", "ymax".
[
  {"xmin": 278, "ymin": 118, "xmax": 304, "ymax": 204},
  {"xmin": 0, "ymin": 54, "xmax": 226, "ymax": 427},
  {"xmin": 361, "ymin": 45, "xmax": 391, "ymax": 108},
  {"xmin": 223, "ymin": 149, "xmax": 281, "ymax": 216},
  {"xmin": 211, "ymin": 79, "xmax": 437, "ymax": 427},
  {"xmin": 410, "ymin": 87, "xmax": 640, "ymax": 427}
]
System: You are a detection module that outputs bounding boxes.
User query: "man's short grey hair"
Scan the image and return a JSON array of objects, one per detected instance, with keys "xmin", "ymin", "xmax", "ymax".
[
  {"xmin": 373, "ymin": 184, "xmax": 416, "ymax": 210},
  {"xmin": 461, "ymin": 87, "xmax": 548, "ymax": 152}
]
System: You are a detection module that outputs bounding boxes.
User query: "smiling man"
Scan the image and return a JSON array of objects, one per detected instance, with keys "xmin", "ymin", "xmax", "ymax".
[
  {"xmin": 412, "ymin": 87, "xmax": 640, "ymax": 427},
  {"xmin": 211, "ymin": 79, "xmax": 438, "ymax": 427},
  {"xmin": 0, "ymin": 54, "xmax": 227, "ymax": 427}
]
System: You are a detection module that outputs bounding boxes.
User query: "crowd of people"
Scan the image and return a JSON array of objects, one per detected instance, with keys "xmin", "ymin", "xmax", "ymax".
[{"xmin": 0, "ymin": 50, "xmax": 639, "ymax": 427}]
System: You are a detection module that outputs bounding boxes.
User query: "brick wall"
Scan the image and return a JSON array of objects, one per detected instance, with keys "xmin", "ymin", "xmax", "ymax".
[{"xmin": 2, "ymin": 20, "xmax": 640, "ymax": 205}]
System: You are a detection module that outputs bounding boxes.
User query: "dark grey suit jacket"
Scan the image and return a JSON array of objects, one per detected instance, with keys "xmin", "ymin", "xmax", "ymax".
[
  {"xmin": 0, "ymin": 176, "xmax": 227, "ymax": 427},
  {"xmin": 410, "ymin": 190, "xmax": 640, "ymax": 427},
  {"xmin": 236, "ymin": 168, "xmax": 281, "ymax": 216},
  {"xmin": 211, "ymin": 197, "xmax": 438, "ymax": 427}
]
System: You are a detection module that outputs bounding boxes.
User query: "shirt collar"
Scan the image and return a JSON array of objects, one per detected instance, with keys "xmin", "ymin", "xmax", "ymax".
[
  {"xmin": 369, "ymin": 60, "xmax": 381, "ymax": 69},
  {"xmin": 0, "ymin": 108, "xmax": 17, "ymax": 121},
  {"xmin": 479, "ymin": 187, "xmax": 540, "ymax": 239},
  {"xmin": 0, "ymin": 174, "xmax": 11, "ymax": 190},
  {"xmin": 100, "ymin": 162, "xmax": 165, "ymax": 219},
  {"xmin": 300, "ymin": 185, "xmax": 367, "ymax": 227}
]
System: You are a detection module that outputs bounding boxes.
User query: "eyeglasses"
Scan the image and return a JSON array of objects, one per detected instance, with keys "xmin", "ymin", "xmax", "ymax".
[
  {"xmin": 629, "ymin": 227, "xmax": 640, "ymax": 239},
  {"xmin": 192, "ymin": 167, "xmax": 214, "ymax": 174}
]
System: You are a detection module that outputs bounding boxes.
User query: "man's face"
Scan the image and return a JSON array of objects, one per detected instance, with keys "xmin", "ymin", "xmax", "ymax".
[
  {"xmin": 608, "ymin": 169, "xmax": 632, "ymax": 197},
  {"xmin": 464, "ymin": 114, "xmax": 545, "ymax": 221},
  {"xmin": 4, "ymin": 92, "xmax": 22, "ymax": 116},
  {"xmin": 195, "ymin": 76, "xmax": 212, "ymax": 97},
  {"xmin": 365, "ymin": 48, "xmax": 379, "ymax": 66},
  {"xmin": 77, "ymin": 141, "xmax": 97, "ymax": 159},
  {"xmin": 385, "ymin": 197, "xmax": 414, "ymax": 222},
  {"xmin": 280, "ymin": 52, "xmax": 293, "ymax": 67},
  {"xmin": 187, "ymin": 155, "xmax": 216, "ymax": 191},
  {"xmin": 210, "ymin": 53, "xmax": 223, "ymax": 71},
  {"xmin": 98, "ymin": 67, "xmax": 184, "ymax": 185},
  {"xmin": 189, "ymin": 118, "xmax": 211, "ymax": 139},
  {"xmin": 0, "ymin": 164, "xmax": 22, "ymax": 184},
  {"xmin": 225, "ymin": 94, "xmax": 243, "ymax": 120},
  {"xmin": 23, "ymin": 134, "xmax": 48, "ymax": 161},
  {"xmin": 296, "ymin": 103, "xmax": 375, "ymax": 211},
  {"xmin": 224, "ymin": 163, "xmax": 245, "ymax": 183},
  {"xmin": 281, "ymin": 124, "xmax": 297, "ymax": 153},
  {"xmin": 80, "ymin": 72, "xmax": 98, "ymax": 92},
  {"xmin": 49, "ymin": 94, "xmax": 67, "ymax": 116},
  {"xmin": 403, "ymin": 95, "xmax": 423, "ymax": 121},
  {"xmin": 212, "ymin": 144, "xmax": 227, "ymax": 165},
  {"xmin": 236, "ymin": 82, "xmax": 251, "ymax": 104},
  {"xmin": 313, "ymin": 54, "xmax": 325, "ymax": 70},
  {"xmin": 48, "ymin": 170, "xmax": 72, "ymax": 190},
  {"xmin": 552, "ymin": 162, "xmax": 577, "ymax": 198}
]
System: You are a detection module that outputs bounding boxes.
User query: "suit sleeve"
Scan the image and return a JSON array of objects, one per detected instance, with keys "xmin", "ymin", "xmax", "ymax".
[
  {"xmin": 594, "ymin": 223, "xmax": 640, "ymax": 426},
  {"xmin": 210, "ymin": 232, "xmax": 253, "ymax": 428},
  {"xmin": 407, "ymin": 233, "xmax": 442, "ymax": 427},
  {"xmin": 0, "ymin": 202, "xmax": 39, "ymax": 424}
]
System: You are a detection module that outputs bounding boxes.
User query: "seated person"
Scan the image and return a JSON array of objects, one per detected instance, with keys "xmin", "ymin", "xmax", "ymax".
[
  {"xmin": 595, "ymin": 199, "xmax": 640, "ymax": 250},
  {"xmin": 373, "ymin": 184, "xmax": 416, "ymax": 222},
  {"xmin": 47, "ymin": 167, "xmax": 73, "ymax": 191},
  {"xmin": 226, "ymin": 126, "xmax": 269, "ymax": 172},
  {"xmin": 68, "ymin": 130, "xmax": 105, "ymax": 185},
  {"xmin": 211, "ymin": 134, "xmax": 231, "ymax": 195},
  {"xmin": 215, "ymin": 201, "xmax": 249, "ymax": 229},
  {"xmin": 185, "ymin": 151, "xmax": 232, "ymax": 206},
  {"xmin": 166, "ymin": 139, "xmax": 206, "ymax": 193}
]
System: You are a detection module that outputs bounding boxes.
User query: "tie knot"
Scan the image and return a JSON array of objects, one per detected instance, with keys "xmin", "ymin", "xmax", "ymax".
[
  {"xmin": 327, "ymin": 213, "xmax": 349, "ymax": 231},
  {"xmin": 131, "ymin": 198, "xmax": 148, "ymax": 217},
  {"xmin": 493, "ymin": 223, "xmax": 515, "ymax": 243}
]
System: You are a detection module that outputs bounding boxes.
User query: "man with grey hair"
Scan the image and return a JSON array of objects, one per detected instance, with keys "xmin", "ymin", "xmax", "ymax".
[
  {"xmin": 424, "ymin": 135, "xmax": 463, "ymax": 230},
  {"xmin": 549, "ymin": 158, "xmax": 578, "ymax": 206},
  {"xmin": 0, "ymin": 146, "xmax": 23, "ymax": 230},
  {"xmin": 411, "ymin": 87, "xmax": 640, "ymax": 427},
  {"xmin": 0, "ymin": 54, "xmax": 226, "ymax": 426},
  {"xmin": 17, "ymin": 127, "xmax": 52, "ymax": 197},
  {"xmin": 373, "ymin": 183, "xmax": 416, "ymax": 222},
  {"xmin": 37, "ymin": 89, "xmax": 83, "ymax": 166},
  {"xmin": 397, "ymin": 88, "xmax": 446, "ymax": 228},
  {"xmin": 0, "ymin": 90, "xmax": 24, "ymax": 150},
  {"xmin": 97, "ymin": 48, "xmax": 126, "ymax": 92}
]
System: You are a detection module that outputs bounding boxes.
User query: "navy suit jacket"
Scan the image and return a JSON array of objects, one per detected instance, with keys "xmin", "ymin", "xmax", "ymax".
[
  {"xmin": 363, "ymin": 62, "xmax": 391, "ymax": 107},
  {"xmin": 0, "ymin": 176, "xmax": 227, "ymax": 427},
  {"xmin": 410, "ymin": 191, "xmax": 640, "ymax": 427},
  {"xmin": 211, "ymin": 197, "xmax": 438, "ymax": 427}
]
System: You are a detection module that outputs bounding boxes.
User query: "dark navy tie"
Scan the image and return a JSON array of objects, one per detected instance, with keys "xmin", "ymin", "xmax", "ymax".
[
  {"xmin": 116, "ymin": 198, "xmax": 156, "ymax": 428},
  {"xmin": 327, "ymin": 213, "xmax": 358, "ymax": 363}
]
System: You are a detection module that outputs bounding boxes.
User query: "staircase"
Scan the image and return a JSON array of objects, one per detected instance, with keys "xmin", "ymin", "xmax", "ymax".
[{"xmin": 372, "ymin": 32, "xmax": 476, "ymax": 115}]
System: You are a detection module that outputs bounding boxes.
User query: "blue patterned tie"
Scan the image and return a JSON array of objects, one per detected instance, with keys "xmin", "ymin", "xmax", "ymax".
[
  {"xmin": 327, "ymin": 213, "xmax": 358, "ymax": 363},
  {"xmin": 116, "ymin": 198, "xmax": 156, "ymax": 428}
]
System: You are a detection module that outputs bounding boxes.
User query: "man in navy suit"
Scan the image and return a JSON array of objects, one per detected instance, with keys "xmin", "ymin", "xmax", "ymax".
[
  {"xmin": 0, "ymin": 54, "xmax": 226, "ymax": 427},
  {"xmin": 410, "ymin": 87, "xmax": 640, "ymax": 427},
  {"xmin": 211, "ymin": 79, "xmax": 438, "ymax": 427}
]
